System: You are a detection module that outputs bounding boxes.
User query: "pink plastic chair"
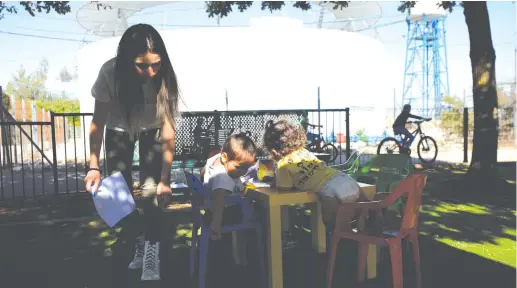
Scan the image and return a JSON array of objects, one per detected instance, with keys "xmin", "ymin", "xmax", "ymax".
[{"xmin": 326, "ymin": 173, "xmax": 428, "ymax": 288}]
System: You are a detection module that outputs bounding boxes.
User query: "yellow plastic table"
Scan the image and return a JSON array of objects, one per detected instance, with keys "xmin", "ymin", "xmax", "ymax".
[{"xmin": 244, "ymin": 182, "xmax": 377, "ymax": 288}]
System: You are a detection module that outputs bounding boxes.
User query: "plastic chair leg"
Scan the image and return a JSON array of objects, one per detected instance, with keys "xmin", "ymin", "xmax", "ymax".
[
  {"xmin": 198, "ymin": 228, "xmax": 211, "ymax": 288},
  {"xmin": 190, "ymin": 223, "xmax": 199, "ymax": 277},
  {"xmin": 388, "ymin": 239, "xmax": 404, "ymax": 288},
  {"xmin": 410, "ymin": 233, "xmax": 422, "ymax": 288},
  {"xmin": 326, "ymin": 235, "xmax": 340, "ymax": 288},
  {"xmin": 357, "ymin": 243, "xmax": 369, "ymax": 282},
  {"xmin": 255, "ymin": 223, "xmax": 267, "ymax": 288}
]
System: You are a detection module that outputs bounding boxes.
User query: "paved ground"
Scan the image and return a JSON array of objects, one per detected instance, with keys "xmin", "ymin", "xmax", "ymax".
[
  {"xmin": 0, "ymin": 163, "xmax": 195, "ymax": 200},
  {"xmin": 1, "ymin": 146, "xmax": 515, "ymax": 200}
]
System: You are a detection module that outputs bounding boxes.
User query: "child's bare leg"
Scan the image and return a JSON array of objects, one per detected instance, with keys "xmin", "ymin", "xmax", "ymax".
[{"xmin": 319, "ymin": 195, "xmax": 339, "ymax": 231}]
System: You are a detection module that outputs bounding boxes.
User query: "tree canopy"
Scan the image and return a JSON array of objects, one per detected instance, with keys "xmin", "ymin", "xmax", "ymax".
[
  {"xmin": 0, "ymin": 1, "xmax": 70, "ymax": 19},
  {"xmin": 0, "ymin": 1, "xmax": 463, "ymax": 20},
  {"xmin": 204, "ymin": 1, "xmax": 349, "ymax": 18},
  {"xmin": 203, "ymin": 1, "xmax": 461, "ymax": 18}
]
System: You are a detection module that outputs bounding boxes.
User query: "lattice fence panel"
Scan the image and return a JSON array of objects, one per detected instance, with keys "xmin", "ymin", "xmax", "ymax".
[
  {"xmin": 219, "ymin": 112, "xmax": 306, "ymax": 148},
  {"xmin": 174, "ymin": 114, "xmax": 216, "ymax": 155},
  {"xmin": 132, "ymin": 109, "xmax": 351, "ymax": 162}
]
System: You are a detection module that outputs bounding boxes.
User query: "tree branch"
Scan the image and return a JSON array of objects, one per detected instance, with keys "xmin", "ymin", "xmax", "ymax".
[
  {"xmin": 205, "ymin": 1, "xmax": 349, "ymax": 19},
  {"xmin": 0, "ymin": 1, "xmax": 71, "ymax": 19}
]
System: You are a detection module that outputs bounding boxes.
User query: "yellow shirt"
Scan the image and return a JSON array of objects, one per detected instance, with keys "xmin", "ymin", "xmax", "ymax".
[{"xmin": 275, "ymin": 148, "xmax": 338, "ymax": 192}]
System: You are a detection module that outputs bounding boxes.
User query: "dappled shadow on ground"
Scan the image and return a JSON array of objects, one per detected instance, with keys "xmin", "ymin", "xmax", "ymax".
[
  {"xmin": 425, "ymin": 162, "xmax": 516, "ymax": 208},
  {"xmin": 420, "ymin": 198, "xmax": 515, "ymax": 245},
  {"xmin": 0, "ymin": 194, "xmax": 97, "ymax": 225},
  {"xmin": 419, "ymin": 165, "xmax": 516, "ymax": 241},
  {"xmin": 0, "ymin": 208, "xmax": 515, "ymax": 288},
  {"xmin": 412, "ymin": 165, "xmax": 517, "ymax": 267}
]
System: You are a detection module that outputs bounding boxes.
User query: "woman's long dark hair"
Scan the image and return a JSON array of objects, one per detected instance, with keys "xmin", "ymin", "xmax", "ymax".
[{"xmin": 114, "ymin": 23, "xmax": 180, "ymax": 131}]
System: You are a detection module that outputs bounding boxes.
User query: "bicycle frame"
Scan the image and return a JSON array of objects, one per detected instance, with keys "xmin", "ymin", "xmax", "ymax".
[
  {"xmin": 306, "ymin": 125, "xmax": 325, "ymax": 148},
  {"xmin": 398, "ymin": 122, "xmax": 426, "ymax": 146}
]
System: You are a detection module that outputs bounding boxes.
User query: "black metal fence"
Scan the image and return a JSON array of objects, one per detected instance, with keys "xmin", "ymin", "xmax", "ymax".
[
  {"xmin": 0, "ymin": 108, "xmax": 350, "ymax": 201},
  {"xmin": 0, "ymin": 112, "xmax": 95, "ymax": 200}
]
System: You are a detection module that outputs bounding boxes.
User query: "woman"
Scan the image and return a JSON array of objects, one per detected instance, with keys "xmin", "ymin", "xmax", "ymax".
[{"xmin": 84, "ymin": 24, "xmax": 180, "ymax": 281}]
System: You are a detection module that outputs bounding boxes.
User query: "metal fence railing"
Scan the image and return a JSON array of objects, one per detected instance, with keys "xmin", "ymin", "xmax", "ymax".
[
  {"xmin": 0, "ymin": 108, "xmax": 351, "ymax": 201},
  {"xmin": 0, "ymin": 112, "xmax": 95, "ymax": 200}
]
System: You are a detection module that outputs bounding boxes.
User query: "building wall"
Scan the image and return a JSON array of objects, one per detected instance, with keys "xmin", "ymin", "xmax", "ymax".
[{"xmin": 6, "ymin": 98, "xmax": 66, "ymax": 148}]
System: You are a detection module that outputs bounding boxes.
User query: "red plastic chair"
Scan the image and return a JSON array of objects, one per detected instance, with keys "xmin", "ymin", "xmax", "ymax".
[{"xmin": 326, "ymin": 173, "xmax": 428, "ymax": 288}]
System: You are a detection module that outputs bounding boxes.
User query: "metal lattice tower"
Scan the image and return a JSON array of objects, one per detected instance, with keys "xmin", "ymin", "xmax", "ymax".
[{"xmin": 402, "ymin": 14, "xmax": 450, "ymax": 118}]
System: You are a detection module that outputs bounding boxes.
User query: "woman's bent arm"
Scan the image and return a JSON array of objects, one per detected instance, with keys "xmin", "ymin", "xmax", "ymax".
[
  {"xmin": 160, "ymin": 117, "xmax": 176, "ymax": 185},
  {"xmin": 89, "ymin": 100, "xmax": 109, "ymax": 169}
]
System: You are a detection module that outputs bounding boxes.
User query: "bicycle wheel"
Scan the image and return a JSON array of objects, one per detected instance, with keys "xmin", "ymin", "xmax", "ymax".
[
  {"xmin": 417, "ymin": 136, "xmax": 438, "ymax": 163},
  {"xmin": 321, "ymin": 143, "xmax": 339, "ymax": 163},
  {"xmin": 377, "ymin": 137, "xmax": 402, "ymax": 155},
  {"xmin": 306, "ymin": 142, "xmax": 318, "ymax": 154}
]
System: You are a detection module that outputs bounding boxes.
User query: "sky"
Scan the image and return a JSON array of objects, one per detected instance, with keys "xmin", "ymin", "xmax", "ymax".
[{"xmin": 0, "ymin": 1, "xmax": 515, "ymax": 111}]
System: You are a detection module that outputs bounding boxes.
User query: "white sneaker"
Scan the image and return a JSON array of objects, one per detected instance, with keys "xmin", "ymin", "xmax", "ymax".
[
  {"xmin": 128, "ymin": 235, "xmax": 145, "ymax": 269},
  {"xmin": 141, "ymin": 241, "xmax": 160, "ymax": 281}
]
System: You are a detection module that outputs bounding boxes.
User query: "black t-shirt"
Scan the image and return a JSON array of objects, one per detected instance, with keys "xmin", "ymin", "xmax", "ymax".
[{"xmin": 393, "ymin": 111, "xmax": 421, "ymax": 128}]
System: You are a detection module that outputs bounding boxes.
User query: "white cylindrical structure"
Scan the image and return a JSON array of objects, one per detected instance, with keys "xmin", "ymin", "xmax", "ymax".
[
  {"xmin": 76, "ymin": 24, "xmax": 388, "ymax": 136},
  {"xmin": 408, "ymin": 1, "xmax": 446, "ymax": 21}
]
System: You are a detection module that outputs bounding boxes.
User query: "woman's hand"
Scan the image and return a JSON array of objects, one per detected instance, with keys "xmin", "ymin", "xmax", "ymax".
[
  {"xmin": 157, "ymin": 181, "xmax": 173, "ymax": 208},
  {"xmin": 84, "ymin": 170, "xmax": 101, "ymax": 194},
  {"xmin": 157, "ymin": 181, "xmax": 172, "ymax": 195}
]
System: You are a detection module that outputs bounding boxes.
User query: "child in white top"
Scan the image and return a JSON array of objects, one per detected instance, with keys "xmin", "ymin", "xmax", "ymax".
[{"xmin": 201, "ymin": 133, "xmax": 258, "ymax": 239}]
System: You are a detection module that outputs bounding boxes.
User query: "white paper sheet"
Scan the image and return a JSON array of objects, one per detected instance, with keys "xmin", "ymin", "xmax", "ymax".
[
  {"xmin": 92, "ymin": 172, "xmax": 136, "ymax": 228},
  {"xmin": 247, "ymin": 180, "xmax": 271, "ymax": 188},
  {"xmin": 170, "ymin": 183, "xmax": 188, "ymax": 189}
]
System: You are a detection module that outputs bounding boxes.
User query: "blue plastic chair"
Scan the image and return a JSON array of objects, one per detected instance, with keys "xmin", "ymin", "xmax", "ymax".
[{"xmin": 184, "ymin": 172, "xmax": 266, "ymax": 288}]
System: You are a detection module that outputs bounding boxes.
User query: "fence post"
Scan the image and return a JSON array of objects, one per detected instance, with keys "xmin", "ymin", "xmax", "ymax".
[
  {"xmin": 214, "ymin": 109, "xmax": 221, "ymax": 136},
  {"xmin": 0, "ymin": 85, "xmax": 4, "ymax": 168},
  {"xmin": 463, "ymin": 107, "xmax": 468, "ymax": 163},
  {"xmin": 213, "ymin": 110, "xmax": 221, "ymax": 151},
  {"xmin": 345, "ymin": 108, "xmax": 351, "ymax": 160},
  {"xmin": 50, "ymin": 112, "xmax": 59, "ymax": 194},
  {"xmin": 317, "ymin": 86, "xmax": 321, "ymax": 137}
]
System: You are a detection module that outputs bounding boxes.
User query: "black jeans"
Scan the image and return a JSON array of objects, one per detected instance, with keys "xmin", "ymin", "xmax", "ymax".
[{"xmin": 105, "ymin": 128, "xmax": 163, "ymax": 243}]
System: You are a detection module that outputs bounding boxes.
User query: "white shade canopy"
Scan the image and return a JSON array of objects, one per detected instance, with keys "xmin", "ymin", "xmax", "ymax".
[
  {"xmin": 77, "ymin": 24, "xmax": 388, "ymax": 135},
  {"xmin": 76, "ymin": 1, "xmax": 170, "ymax": 37},
  {"xmin": 317, "ymin": 1, "xmax": 383, "ymax": 32}
]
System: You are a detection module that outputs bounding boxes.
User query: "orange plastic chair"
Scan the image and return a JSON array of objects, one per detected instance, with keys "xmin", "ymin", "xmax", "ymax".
[{"xmin": 326, "ymin": 173, "xmax": 428, "ymax": 288}]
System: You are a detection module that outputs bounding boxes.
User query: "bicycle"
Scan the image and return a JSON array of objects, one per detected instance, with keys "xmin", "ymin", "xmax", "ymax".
[
  {"xmin": 305, "ymin": 123, "xmax": 339, "ymax": 162},
  {"xmin": 376, "ymin": 119, "xmax": 438, "ymax": 163}
]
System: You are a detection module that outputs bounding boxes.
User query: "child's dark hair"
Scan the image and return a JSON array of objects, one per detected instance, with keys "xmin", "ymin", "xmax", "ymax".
[
  {"xmin": 263, "ymin": 119, "xmax": 307, "ymax": 159},
  {"xmin": 222, "ymin": 132, "xmax": 257, "ymax": 160}
]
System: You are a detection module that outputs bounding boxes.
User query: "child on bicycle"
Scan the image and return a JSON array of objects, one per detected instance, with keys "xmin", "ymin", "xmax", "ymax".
[
  {"xmin": 201, "ymin": 133, "xmax": 258, "ymax": 240},
  {"xmin": 393, "ymin": 104, "xmax": 431, "ymax": 150},
  {"xmin": 263, "ymin": 119, "xmax": 367, "ymax": 231}
]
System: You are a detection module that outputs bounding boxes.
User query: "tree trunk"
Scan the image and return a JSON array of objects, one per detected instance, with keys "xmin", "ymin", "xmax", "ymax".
[{"xmin": 463, "ymin": 2, "xmax": 499, "ymax": 189}]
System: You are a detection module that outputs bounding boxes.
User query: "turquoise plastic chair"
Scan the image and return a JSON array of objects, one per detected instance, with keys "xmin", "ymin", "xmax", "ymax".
[
  {"xmin": 353, "ymin": 154, "xmax": 414, "ymax": 191},
  {"xmin": 329, "ymin": 149, "xmax": 363, "ymax": 174},
  {"xmin": 353, "ymin": 154, "xmax": 414, "ymax": 214}
]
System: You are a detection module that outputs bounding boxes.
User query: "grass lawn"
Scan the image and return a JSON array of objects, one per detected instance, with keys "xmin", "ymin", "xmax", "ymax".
[{"xmin": 420, "ymin": 200, "xmax": 516, "ymax": 268}]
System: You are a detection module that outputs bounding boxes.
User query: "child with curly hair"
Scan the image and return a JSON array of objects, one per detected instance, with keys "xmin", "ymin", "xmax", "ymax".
[{"xmin": 263, "ymin": 119, "xmax": 365, "ymax": 230}]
